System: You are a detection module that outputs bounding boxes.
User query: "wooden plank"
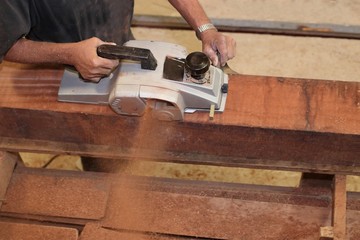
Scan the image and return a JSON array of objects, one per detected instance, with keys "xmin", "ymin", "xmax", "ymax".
[
  {"xmin": 0, "ymin": 62, "xmax": 359, "ymax": 134},
  {"xmin": 0, "ymin": 167, "xmax": 340, "ymax": 216},
  {"xmin": 1, "ymin": 167, "xmax": 360, "ymax": 239},
  {"xmin": 0, "ymin": 63, "xmax": 359, "ymax": 174},
  {"xmin": 0, "ymin": 152, "xmax": 17, "ymax": 210},
  {"xmin": 0, "ymin": 167, "xmax": 111, "ymax": 220},
  {"xmin": 100, "ymin": 185, "xmax": 360, "ymax": 239},
  {"xmin": 79, "ymin": 223, "xmax": 214, "ymax": 240},
  {"xmin": 1, "ymin": 136, "xmax": 360, "ymax": 177},
  {"xmin": 0, "ymin": 222, "xmax": 78, "ymax": 240},
  {"xmin": 1, "ymin": 136, "xmax": 360, "ymax": 175}
]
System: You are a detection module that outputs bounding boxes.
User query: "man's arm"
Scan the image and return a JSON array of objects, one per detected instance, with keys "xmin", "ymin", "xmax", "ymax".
[
  {"xmin": 4, "ymin": 37, "xmax": 118, "ymax": 82},
  {"xmin": 168, "ymin": 0, "xmax": 236, "ymax": 67}
]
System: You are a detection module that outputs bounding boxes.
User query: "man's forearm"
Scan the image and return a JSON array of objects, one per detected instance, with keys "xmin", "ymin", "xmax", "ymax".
[
  {"xmin": 168, "ymin": 0, "xmax": 236, "ymax": 66},
  {"xmin": 4, "ymin": 37, "xmax": 120, "ymax": 82},
  {"xmin": 4, "ymin": 38, "xmax": 76, "ymax": 65},
  {"xmin": 168, "ymin": 0, "xmax": 211, "ymax": 30}
]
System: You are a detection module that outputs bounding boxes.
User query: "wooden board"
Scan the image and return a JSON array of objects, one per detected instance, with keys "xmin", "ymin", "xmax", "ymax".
[
  {"xmin": 2, "ymin": 167, "xmax": 360, "ymax": 239},
  {"xmin": 1, "ymin": 167, "xmax": 110, "ymax": 220},
  {"xmin": 0, "ymin": 62, "xmax": 359, "ymax": 174},
  {"xmin": 79, "ymin": 223, "xmax": 198, "ymax": 240},
  {"xmin": 0, "ymin": 222, "xmax": 78, "ymax": 240}
]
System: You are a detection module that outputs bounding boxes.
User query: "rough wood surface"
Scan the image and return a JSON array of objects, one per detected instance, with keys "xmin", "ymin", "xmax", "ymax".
[
  {"xmin": 0, "ymin": 62, "xmax": 359, "ymax": 134},
  {"xmin": 0, "ymin": 62, "xmax": 359, "ymax": 174},
  {"xmin": 1, "ymin": 167, "xmax": 110, "ymax": 220},
  {"xmin": 0, "ymin": 222, "xmax": 78, "ymax": 240},
  {"xmin": 79, "ymin": 223, "xmax": 201, "ymax": 240},
  {"xmin": 332, "ymin": 175, "xmax": 348, "ymax": 240},
  {"xmin": 0, "ymin": 152, "xmax": 17, "ymax": 210},
  {"xmin": 1, "ymin": 167, "xmax": 360, "ymax": 239}
]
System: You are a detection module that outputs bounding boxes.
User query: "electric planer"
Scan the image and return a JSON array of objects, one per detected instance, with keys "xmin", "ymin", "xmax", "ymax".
[{"xmin": 58, "ymin": 40, "xmax": 229, "ymax": 121}]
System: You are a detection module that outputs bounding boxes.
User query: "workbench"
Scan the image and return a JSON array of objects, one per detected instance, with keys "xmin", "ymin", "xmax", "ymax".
[{"xmin": 0, "ymin": 61, "xmax": 359, "ymax": 239}]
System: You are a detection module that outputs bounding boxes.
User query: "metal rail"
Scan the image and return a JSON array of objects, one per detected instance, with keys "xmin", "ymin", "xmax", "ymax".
[{"xmin": 132, "ymin": 14, "xmax": 360, "ymax": 40}]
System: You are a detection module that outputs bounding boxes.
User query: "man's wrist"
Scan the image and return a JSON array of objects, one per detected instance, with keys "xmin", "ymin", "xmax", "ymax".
[{"xmin": 196, "ymin": 23, "xmax": 217, "ymax": 40}]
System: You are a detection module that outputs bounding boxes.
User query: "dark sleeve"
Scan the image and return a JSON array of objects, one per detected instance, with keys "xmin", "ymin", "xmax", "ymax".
[{"xmin": 0, "ymin": 0, "xmax": 31, "ymax": 61}]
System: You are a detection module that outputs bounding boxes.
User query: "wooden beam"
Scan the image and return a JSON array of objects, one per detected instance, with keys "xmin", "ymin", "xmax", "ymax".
[
  {"xmin": 0, "ymin": 62, "xmax": 359, "ymax": 174},
  {"xmin": 332, "ymin": 175, "xmax": 347, "ymax": 240},
  {"xmin": 2, "ymin": 167, "xmax": 360, "ymax": 239},
  {"xmin": 320, "ymin": 175, "xmax": 348, "ymax": 239}
]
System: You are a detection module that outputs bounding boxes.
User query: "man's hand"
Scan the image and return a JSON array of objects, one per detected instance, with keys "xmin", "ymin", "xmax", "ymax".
[
  {"xmin": 4, "ymin": 37, "xmax": 119, "ymax": 82},
  {"xmin": 168, "ymin": 0, "xmax": 236, "ymax": 67},
  {"xmin": 200, "ymin": 30, "xmax": 236, "ymax": 67},
  {"xmin": 70, "ymin": 37, "xmax": 119, "ymax": 82}
]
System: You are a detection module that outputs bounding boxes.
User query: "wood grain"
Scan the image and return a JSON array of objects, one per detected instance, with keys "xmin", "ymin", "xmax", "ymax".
[
  {"xmin": 0, "ymin": 62, "xmax": 359, "ymax": 174},
  {"xmin": 1, "ymin": 167, "xmax": 360, "ymax": 239}
]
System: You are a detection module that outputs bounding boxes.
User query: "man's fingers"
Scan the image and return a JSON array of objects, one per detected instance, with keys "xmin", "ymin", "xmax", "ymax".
[
  {"xmin": 203, "ymin": 45, "xmax": 219, "ymax": 67},
  {"xmin": 98, "ymin": 58, "xmax": 119, "ymax": 70},
  {"xmin": 217, "ymin": 36, "xmax": 237, "ymax": 66},
  {"xmin": 216, "ymin": 38, "xmax": 229, "ymax": 67},
  {"xmin": 81, "ymin": 60, "xmax": 118, "ymax": 81},
  {"xmin": 201, "ymin": 32, "xmax": 237, "ymax": 67},
  {"xmin": 226, "ymin": 36, "xmax": 237, "ymax": 60}
]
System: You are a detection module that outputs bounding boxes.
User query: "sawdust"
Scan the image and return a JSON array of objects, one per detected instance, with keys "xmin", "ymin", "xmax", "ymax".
[
  {"xmin": 12, "ymin": 1, "xmax": 360, "ymax": 237},
  {"xmin": 105, "ymin": 106, "xmax": 180, "ymax": 237}
]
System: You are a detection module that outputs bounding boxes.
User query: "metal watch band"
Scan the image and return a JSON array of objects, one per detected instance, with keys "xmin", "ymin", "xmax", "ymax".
[{"xmin": 196, "ymin": 23, "xmax": 217, "ymax": 40}]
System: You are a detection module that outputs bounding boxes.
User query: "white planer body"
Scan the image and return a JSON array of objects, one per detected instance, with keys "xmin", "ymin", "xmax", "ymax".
[{"xmin": 58, "ymin": 40, "xmax": 228, "ymax": 121}]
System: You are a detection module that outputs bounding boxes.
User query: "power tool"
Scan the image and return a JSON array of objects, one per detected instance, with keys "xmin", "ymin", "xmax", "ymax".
[{"xmin": 58, "ymin": 40, "xmax": 229, "ymax": 121}]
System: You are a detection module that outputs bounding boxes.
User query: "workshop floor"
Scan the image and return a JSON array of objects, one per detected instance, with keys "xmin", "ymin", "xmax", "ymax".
[{"xmin": 22, "ymin": 0, "xmax": 360, "ymax": 191}]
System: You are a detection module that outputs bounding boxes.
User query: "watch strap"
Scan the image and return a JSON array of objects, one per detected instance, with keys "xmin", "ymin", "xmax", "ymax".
[{"xmin": 196, "ymin": 23, "xmax": 217, "ymax": 40}]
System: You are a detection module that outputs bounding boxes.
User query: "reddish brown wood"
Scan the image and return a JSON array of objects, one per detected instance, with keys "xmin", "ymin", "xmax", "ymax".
[
  {"xmin": 1, "ymin": 167, "xmax": 111, "ymax": 220},
  {"xmin": 2, "ymin": 167, "xmax": 360, "ymax": 239},
  {"xmin": 0, "ymin": 62, "xmax": 359, "ymax": 174},
  {"xmin": 0, "ymin": 62, "xmax": 359, "ymax": 134},
  {"xmin": 80, "ymin": 223, "xmax": 182, "ymax": 240},
  {"xmin": 332, "ymin": 175, "xmax": 347, "ymax": 240},
  {"xmin": 0, "ymin": 222, "xmax": 78, "ymax": 240},
  {"xmin": 0, "ymin": 152, "xmax": 17, "ymax": 210}
]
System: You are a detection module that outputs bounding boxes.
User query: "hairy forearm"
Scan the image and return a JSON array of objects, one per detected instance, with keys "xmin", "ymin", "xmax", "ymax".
[
  {"xmin": 4, "ymin": 38, "xmax": 76, "ymax": 65},
  {"xmin": 168, "ymin": 0, "xmax": 210, "ymax": 30}
]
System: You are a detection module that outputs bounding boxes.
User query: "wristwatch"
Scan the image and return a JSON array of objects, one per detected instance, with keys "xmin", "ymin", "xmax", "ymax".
[{"xmin": 196, "ymin": 23, "xmax": 217, "ymax": 40}]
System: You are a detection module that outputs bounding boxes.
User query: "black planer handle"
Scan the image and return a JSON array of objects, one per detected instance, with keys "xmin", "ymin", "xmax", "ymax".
[{"xmin": 97, "ymin": 44, "xmax": 158, "ymax": 70}]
